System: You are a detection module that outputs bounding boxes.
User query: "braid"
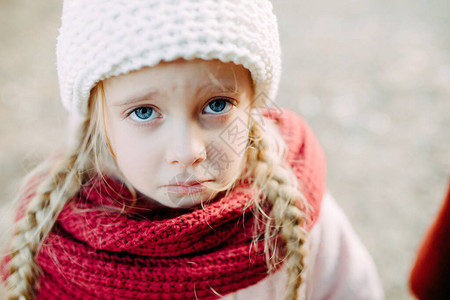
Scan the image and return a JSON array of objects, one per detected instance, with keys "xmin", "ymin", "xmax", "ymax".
[
  {"xmin": 6, "ymin": 99, "xmax": 96, "ymax": 299},
  {"xmin": 246, "ymin": 116, "xmax": 309, "ymax": 300}
]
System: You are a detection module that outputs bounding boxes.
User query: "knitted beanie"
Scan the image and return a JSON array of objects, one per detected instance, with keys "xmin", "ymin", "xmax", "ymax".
[{"xmin": 56, "ymin": 0, "xmax": 281, "ymax": 117}]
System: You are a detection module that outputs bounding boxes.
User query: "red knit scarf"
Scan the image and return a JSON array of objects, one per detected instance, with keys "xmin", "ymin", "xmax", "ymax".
[{"xmin": 3, "ymin": 108, "xmax": 326, "ymax": 300}]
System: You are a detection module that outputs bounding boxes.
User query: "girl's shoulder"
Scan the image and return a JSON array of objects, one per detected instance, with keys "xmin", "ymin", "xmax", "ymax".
[
  {"xmin": 305, "ymin": 193, "xmax": 384, "ymax": 299},
  {"xmin": 222, "ymin": 193, "xmax": 384, "ymax": 300}
]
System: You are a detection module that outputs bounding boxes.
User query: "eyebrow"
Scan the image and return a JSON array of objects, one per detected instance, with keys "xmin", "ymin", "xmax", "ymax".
[
  {"xmin": 197, "ymin": 80, "xmax": 240, "ymax": 96},
  {"xmin": 112, "ymin": 90, "xmax": 160, "ymax": 107}
]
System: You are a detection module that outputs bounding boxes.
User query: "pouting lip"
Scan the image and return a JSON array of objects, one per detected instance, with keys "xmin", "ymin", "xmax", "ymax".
[
  {"xmin": 164, "ymin": 180, "xmax": 212, "ymax": 187},
  {"xmin": 164, "ymin": 174, "xmax": 213, "ymax": 187}
]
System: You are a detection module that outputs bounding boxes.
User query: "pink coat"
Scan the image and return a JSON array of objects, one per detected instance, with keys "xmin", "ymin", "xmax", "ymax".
[{"xmin": 223, "ymin": 193, "xmax": 384, "ymax": 300}]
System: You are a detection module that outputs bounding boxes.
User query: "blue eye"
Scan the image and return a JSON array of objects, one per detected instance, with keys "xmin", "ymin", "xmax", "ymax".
[
  {"xmin": 129, "ymin": 107, "xmax": 158, "ymax": 122},
  {"xmin": 204, "ymin": 99, "xmax": 233, "ymax": 114}
]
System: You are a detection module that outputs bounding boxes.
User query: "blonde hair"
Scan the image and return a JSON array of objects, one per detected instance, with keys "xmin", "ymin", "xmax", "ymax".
[
  {"xmin": 5, "ymin": 86, "xmax": 99, "ymax": 299},
  {"xmin": 5, "ymin": 82, "xmax": 309, "ymax": 300},
  {"xmin": 245, "ymin": 114, "xmax": 309, "ymax": 300}
]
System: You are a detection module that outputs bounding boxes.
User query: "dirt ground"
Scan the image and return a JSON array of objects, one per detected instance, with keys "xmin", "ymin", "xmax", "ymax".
[{"xmin": 0, "ymin": 0, "xmax": 449, "ymax": 299}]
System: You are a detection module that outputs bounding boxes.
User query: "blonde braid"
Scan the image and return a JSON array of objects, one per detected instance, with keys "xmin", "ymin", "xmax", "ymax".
[
  {"xmin": 6, "ymin": 100, "xmax": 96, "ymax": 300},
  {"xmin": 246, "ymin": 117, "xmax": 309, "ymax": 300}
]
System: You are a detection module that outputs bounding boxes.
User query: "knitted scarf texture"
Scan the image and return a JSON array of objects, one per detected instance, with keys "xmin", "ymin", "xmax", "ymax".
[{"xmin": 2, "ymin": 108, "xmax": 326, "ymax": 299}]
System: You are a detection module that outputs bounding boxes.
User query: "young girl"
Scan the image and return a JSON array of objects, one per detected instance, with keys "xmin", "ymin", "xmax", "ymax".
[{"xmin": 1, "ymin": 0, "xmax": 383, "ymax": 299}]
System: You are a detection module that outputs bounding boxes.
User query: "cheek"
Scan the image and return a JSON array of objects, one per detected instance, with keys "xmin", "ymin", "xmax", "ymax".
[
  {"xmin": 220, "ymin": 112, "xmax": 250, "ymax": 157},
  {"xmin": 107, "ymin": 124, "xmax": 160, "ymax": 184},
  {"xmin": 206, "ymin": 113, "xmax": 249, "ymax": 183},
  {"xmin": 214, "ymin": 142, "xmax": 246, "ymax": 184}
]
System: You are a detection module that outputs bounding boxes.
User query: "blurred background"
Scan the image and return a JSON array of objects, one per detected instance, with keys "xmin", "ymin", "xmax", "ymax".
[{"xmin": 0, "ymin": 0, "xmax": 448, "ymax": 299}]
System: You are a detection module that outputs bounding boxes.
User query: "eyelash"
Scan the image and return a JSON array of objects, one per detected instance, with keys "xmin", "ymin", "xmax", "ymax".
[
  {"xmin": 203, "ymin": 97, "xmax": 235, "ymax": 115},
  {"xmin": 127, "ymin": 106, "xmax": 161, "ymax": 123},
  {"xmin": 126, "ymin": 97, "xmax": 236, "ymax": 124}
]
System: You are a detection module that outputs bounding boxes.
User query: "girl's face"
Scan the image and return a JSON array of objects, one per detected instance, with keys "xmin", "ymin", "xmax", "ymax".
[{"xmin": 102, "ymin": 59, "xmax": 254, "ymax": 209}]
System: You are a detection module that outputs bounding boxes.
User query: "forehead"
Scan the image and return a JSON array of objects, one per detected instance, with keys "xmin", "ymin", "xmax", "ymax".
[{"xmin": 102, "ymin": 59, "xmax": 253, "ymax": 102}]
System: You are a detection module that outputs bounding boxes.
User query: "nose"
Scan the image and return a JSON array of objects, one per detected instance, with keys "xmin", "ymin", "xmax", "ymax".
[{"xmin": 165, "ymin": 122, "xmax": 206, "ymax": 167}]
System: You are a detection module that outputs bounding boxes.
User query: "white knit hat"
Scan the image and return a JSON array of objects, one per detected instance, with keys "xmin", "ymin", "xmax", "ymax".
[{"xmin": 57, "ymin": 0, "xmax": 281, "ymax": 117}]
